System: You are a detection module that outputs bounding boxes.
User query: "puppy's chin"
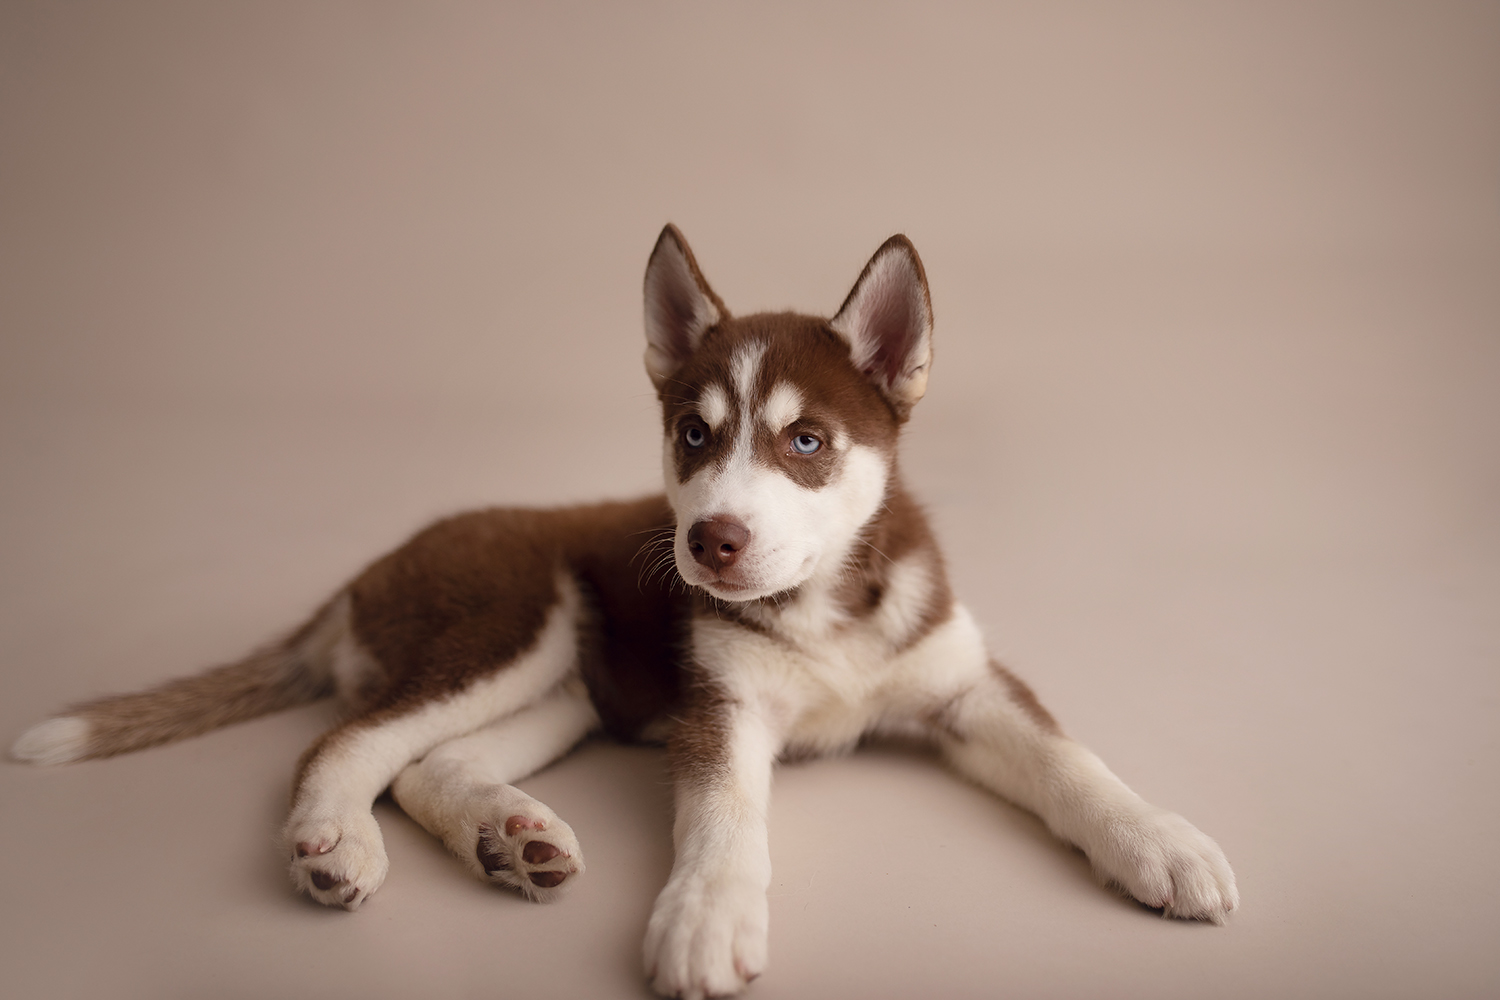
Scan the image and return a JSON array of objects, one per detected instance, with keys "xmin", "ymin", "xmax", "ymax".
[
  {"xmin": 675, "ymin": 559, "xmax": 809, "ymax": 605},
  {"xmin": 697, "ymin": 580, "xmax": 771, "ymax": 603}
]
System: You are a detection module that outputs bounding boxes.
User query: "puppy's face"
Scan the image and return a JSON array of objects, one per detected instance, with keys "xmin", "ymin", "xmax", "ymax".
[
  {"xmin": 659, "ymin": 317, "xmax": 897, "ymax": 601},
  {"xmin": 642, "ymin": 226, "xmax": 934, "ymax": 603}
]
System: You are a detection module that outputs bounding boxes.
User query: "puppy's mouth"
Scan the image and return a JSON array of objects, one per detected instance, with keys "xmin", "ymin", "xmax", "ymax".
[
  {"xmin": 700, "ymin": 578, "xmax": 752, "ymax": 597},
  {"xmin": 674, "ymin": 556, "xmax": 760, "ymax": 600},
  {"xmin": 677, "ymin": 557, "xmax": 816, "ymax": 604},
  {"xmin": 679, "ymin": 564, "xmax": 752, "ymax": 596}
]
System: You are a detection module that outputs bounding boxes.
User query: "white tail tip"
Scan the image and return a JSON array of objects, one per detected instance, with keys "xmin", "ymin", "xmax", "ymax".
[{"xmin": 11, "ymin": 716, "xmax": 91, "ymax": 765}]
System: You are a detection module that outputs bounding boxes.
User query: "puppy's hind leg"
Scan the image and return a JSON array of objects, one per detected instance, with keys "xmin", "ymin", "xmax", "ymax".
[
  {"xmin": 392, "ymin": 678, "xmax": 599, "ymax": 900},
  {"xmin": 286, "ymin": 577, "xmax": 584, "ymax": 910}
]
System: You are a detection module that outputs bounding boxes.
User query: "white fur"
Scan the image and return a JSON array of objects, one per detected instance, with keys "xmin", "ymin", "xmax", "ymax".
[
  {"xmin": 730, "ymin": 341, "xmax": 765, "ymax": 403},
  {"xmin": 671, "ymin": 348, "xmax": 893, "ymax": 606},
  {"xmin": 391, "ymin": 680, "xmax": 598, "ymax": 899},
  {"xmin": 10, "ymin": 715, "xmax": 91, "ymax": 765},
  {"xmin": 697, "ymin": 383, "xmax": 730, "ymax": 430},
  {"xmin": 701, "ymin": 598, "xmax": 987, "ymax": 756},
  {"xmin": 399, "ymin": 678, "xmax": 598, "ymax": 790},
  {"xmin": 315, "ymin": 594, "xmax": 381, "ymax": 701},
  {"xmin": 645, "ymin": 570, "xmax": 1237, "ymax": 993},
  {"xmin": 939, "ymin": 705, "xmax": 1238, "ymax": 921},
  {"xmin": 759, "ymin": 381, "xmax": 802, "ymax": 431},
  {"xmin": 644, "ymin": 706, "xmax": 776, "ymax": 1000},
  {"xmin": 285, "ymin": 574, "xmax": 583, "ymax": 909},
  {"xmin": 671, "ymin": 437, "xmax": 891, "ymax": 601},
  {"xmin": 871, "ymin": 551, "xmax": 938, "ymax": 645},
  {"xmin": 641, "ymin": 606, "xmax": 986, "ymax": 995}
]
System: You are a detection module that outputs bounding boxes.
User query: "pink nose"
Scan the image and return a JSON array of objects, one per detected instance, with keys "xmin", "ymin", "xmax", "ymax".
[{"xmin": 688, "ymin": 518, "xmax": 750, "ymax": 571}]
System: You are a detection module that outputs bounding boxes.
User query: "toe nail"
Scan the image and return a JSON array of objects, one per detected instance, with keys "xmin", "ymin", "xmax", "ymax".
[
  {"xmin": 310, "ymin": 870, "xmax": 339, "ymax": 891},
  {"xmin": 522, "ymin": 841, "xmax": 560, "ymax": 865},
  {"xmin": 528, "ymin": 871, "xmax": 566, "ymax": 888}
]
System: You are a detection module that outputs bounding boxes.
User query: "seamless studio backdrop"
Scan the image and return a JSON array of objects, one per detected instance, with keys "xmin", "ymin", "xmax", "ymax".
[{"xmin": 1, "ymin": 3, "xmax": 1497, "ymax": 999}]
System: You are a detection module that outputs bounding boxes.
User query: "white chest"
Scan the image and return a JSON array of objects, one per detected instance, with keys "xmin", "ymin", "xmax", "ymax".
[{"xmin": 691, "ymin": 603, "xmax": 988, "ymax": 757}]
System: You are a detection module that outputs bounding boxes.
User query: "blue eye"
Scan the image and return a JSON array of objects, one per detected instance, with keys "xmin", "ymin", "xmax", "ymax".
[
  {"xmin": 684, "ymin": 426, "xmax": 706, "ymax": 448},
  {"xmin": 791, "ymin": 434, "xmax": 822, "ymax": 455}
]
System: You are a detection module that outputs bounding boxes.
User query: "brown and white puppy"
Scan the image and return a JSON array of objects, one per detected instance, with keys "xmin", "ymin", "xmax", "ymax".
[{"xmin": 12, "ymin": 226, "xmax": 1238, "ymax": 1000}]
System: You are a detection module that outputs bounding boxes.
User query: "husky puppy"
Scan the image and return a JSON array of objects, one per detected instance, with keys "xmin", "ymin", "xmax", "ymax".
[{"xmin": 12, "ymin": 226, "xmax": 1237, "ymax": 999}]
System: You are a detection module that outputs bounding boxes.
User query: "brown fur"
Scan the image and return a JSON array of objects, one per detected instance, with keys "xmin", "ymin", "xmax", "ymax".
[
  {"xmin": 990, "ymin": 659, "xmax": 1061, "ymax": 735},
  {"xmin": 31, "ymin": 225, "xmax": 1059, "ymax": 851},
  {"xmin": 661, "ymin": 314, "xmax": 905, "ymax": 491},
  {"xmin": 835, "ymin": 482, "xmax": 955, "ymax": 645},
  {"xmin": 64, "ymin": 599, "xmax": 339, "ymax": 760},
  {"xmin": 342, "ymin": 498, "xmax": 684, "ymax": 735},
  {"xmin": 666, "ymin": 675, "xmax": 737, "ymax": 786},
  {"xmin": 658, "ymin": 303, "xmax": 953, "ymax": 649},
  {"xmin": 288, "ymin": 498, "xmax": 690, "ymax": 799}
]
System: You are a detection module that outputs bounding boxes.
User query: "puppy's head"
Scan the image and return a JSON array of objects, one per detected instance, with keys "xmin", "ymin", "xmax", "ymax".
[{"xmin": 643, "ymin": 225, "xmax": 933, "ymax": 602}]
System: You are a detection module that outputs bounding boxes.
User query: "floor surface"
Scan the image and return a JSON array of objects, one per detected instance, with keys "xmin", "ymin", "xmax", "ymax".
[{"xmin": 2, "ymin": 4, "xmax": 1498, "ymax": 998}]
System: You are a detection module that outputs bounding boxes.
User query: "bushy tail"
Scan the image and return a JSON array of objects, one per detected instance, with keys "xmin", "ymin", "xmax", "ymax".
[{"xmin": 10, "ymin": 594, "xmax": 347, "ymax": 765}]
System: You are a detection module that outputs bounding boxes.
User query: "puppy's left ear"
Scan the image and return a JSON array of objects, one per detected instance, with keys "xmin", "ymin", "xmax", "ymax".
[
  {"xmin": 643, "ymin": 224, "xmax": 729, "ymax": 391},
  {"xmin": 831, "ymin": 235, "xmax": 934, "ymax": 419}
]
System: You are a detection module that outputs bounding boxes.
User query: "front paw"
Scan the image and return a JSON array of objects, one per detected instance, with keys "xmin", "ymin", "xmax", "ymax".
[
  {"xmin": 643, "ymin": 873, "xmax": 768, "ymax": 999},
  {"xmin": 286, "ymin": 811, "xmax": 389, "ymax": 911},
  {"xmin": 1089, "ymin": 808, "xmax": 1239, "ymax": 923}
]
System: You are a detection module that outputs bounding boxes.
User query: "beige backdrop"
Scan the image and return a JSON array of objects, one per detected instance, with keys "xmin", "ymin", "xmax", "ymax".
[{"xmin": 3, "ymin": 3, "xmax": 1497, "ymax": 998}]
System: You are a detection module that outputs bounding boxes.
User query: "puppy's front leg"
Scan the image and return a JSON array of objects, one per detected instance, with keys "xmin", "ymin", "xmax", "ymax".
[
  {"xmin": 938, "ymin": 661, "xmax": 1238, "ymax": 922},
  {"xmin": 645, "ymin": 694, "xmax": 777, "ymax": 1000}
]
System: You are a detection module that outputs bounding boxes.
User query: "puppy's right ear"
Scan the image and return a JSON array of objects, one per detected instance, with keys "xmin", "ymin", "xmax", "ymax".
[{"xmin": 643, "ymin": 224, "xmax": 728, "ymax": 390}]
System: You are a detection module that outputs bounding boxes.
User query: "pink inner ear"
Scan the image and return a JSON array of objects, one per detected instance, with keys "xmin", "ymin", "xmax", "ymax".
[
  {"xmin": 863, "ymin": 276, "xmax": 922, "ymax": 384},
  {"xmin": 644, "ymin": 227, "xmax": 723, "ymax": 373},
  {"xmin": 841, "ymin": 252, "xmax": 927, "ymax": 387},
  {"xmin": 656, "ymin": 279, "xmax": 701, "ymax": 363}
]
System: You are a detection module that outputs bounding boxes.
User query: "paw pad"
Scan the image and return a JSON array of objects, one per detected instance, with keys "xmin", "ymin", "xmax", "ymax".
[
  {"xmin": 522, "ymin": 840, "xmax": 560, "ymax": 865},
  {"xmin": 296, "ymin": 837, "xmax": 337, "ymax": 858},
  {"xmin": 285, "ymin": 814, "xmax": 388, "ymax": 911},
  {"xmin": 504, "ymin": 814, "xmax": 545, "ymax": 836},
  {"xmin": 475, "ymin": 812, "xmax": 580, "ymax": 899}
]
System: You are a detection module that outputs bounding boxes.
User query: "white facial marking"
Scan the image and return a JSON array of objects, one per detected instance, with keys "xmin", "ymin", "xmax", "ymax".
[
  {"xmin": 669, "ymin": 341, "xmax": 891, "ymax": 603},
  {"xmin": 730, "ymin": 342, "xmax": 766, "ymax": 405},
  {"xmin": 760, "ymin": 382, "xmax": 802, "ymax": 432},
  {"xmin": 698, "ymin": 383, "xmax": 730, "ymax": 430},
  {"xmin": 672, "ymin": 437, "xmax": 890, "ymax": 601}
]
